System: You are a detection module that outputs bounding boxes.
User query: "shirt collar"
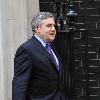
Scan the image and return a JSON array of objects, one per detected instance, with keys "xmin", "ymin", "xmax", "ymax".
[{"xmin": 34, "ymin": 35, "xmax": 47, "ymax": 47}]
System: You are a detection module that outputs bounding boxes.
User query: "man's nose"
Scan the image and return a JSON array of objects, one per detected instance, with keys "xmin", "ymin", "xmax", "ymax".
[{"xmin": 51, "ymin": 25, "xmax": 56, "ymax": 31}]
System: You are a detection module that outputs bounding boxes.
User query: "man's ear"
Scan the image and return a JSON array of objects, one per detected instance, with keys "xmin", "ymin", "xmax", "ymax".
[{"xmin": 35, "ymin": 26, "xmax": 40, "ymax": 33}]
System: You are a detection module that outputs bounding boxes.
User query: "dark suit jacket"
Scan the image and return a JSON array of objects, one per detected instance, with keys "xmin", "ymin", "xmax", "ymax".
[{"xmin": 12, "ymin": 35, "xmax": 67, "ymax": 100}]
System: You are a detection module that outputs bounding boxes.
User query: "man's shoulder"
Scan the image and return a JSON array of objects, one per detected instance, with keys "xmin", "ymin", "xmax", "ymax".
[
  {"xmin": 16, "ymin": 36, "xmax": 33, "ymax": 50},
  {"xmin": 22, "ymin": 37, "xmax": 34, "ymax": 49},
  {"xmin": 15, "ymin": 37, "xmax": 34, "ymax": 56}
]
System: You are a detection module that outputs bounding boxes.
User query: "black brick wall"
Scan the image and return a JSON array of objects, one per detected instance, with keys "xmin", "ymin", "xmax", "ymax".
[{"xmin": 39, "ymin": 0, "xmax": 100, "ymax": 100}]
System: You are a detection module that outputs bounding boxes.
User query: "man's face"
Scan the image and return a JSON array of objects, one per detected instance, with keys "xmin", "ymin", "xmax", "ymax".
[{"xmin": 35, "ymin": 17, "xmax": 56, "ymax": 43}]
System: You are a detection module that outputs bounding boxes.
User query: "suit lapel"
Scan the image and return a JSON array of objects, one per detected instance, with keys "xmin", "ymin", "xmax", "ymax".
[
  {"xmin": 51, "ymin": 45, "xmax": 62, "ymax": 74},
  {"xmin": 30, "ymin": 36, "xmax": 59, "ymax": 71}
]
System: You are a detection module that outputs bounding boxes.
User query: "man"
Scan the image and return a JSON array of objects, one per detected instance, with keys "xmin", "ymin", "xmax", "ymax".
[{"xmin": 12, "ymin": 12, "xmax": 67, "ymax": 100}]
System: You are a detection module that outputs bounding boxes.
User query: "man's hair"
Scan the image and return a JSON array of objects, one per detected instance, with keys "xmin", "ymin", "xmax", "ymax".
[{"xmin": 31, "ymin": 12, "xmax": 55, "ymax": 32}]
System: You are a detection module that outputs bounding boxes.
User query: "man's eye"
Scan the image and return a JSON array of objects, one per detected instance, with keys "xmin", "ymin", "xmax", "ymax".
[
  {"xmin": 47, "ymin": 24, "xmax": 55, "ymax": 28},
  {"xmin": 47, "ymin": 24, "xmax": 52, "ymax": 27}
]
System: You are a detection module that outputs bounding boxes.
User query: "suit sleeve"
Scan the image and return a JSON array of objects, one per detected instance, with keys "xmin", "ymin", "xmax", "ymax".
[{"xmin": 12, "ymin": 45, "xmax": 32, "ymax": 100}]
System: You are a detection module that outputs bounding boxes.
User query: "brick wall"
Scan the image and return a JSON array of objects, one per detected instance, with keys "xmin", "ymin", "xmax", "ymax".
[
  {"xmin": 39, "ymin": 0, "xmax": 100, "ymax": 100},
  {"xmin": 72, "ymin": 1, "xmax": 100, "ymax": 100}
]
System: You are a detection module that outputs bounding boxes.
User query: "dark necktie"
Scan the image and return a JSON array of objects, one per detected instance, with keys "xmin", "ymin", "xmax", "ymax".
[{"xmin": 46, "ymin": 43, "xmax": 59, "ymax": 70}]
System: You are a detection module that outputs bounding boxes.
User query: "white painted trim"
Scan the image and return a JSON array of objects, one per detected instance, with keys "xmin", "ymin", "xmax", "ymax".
[
  {"xmin": 0, "ymin": 0, "xmax": 39, "ymax": 100},
  {"xmin": 0, "ymin": 2, "xmax": 4, "ymax": 100}
]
